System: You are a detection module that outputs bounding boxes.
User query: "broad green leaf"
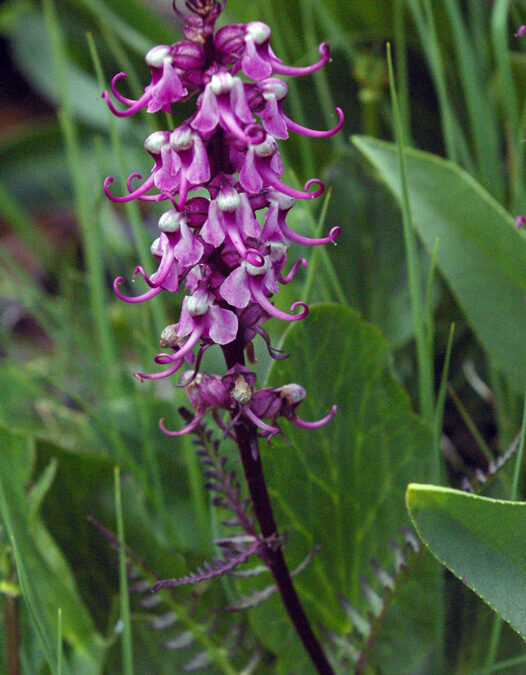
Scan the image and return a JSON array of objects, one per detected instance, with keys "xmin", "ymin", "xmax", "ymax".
[
  {"xmin": 245, "ymin": 305, "xmax": 440, "ymax": 673},
  {"xmin": 0, "ymin": 426, "xmax": 107, "ymax": 675},
  {"xmin": 407, "ymin": 483, "xmax": 526, "ymax": 639},
  {"xmin": 352, "ymin": 135, "xmax": 526, "ymax": 390},
  {"xmin": 324, "ymin": 151, "xmax": 435, "ymax": 349}
]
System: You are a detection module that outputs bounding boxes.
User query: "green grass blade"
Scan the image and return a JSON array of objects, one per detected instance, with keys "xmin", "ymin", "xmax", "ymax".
[
  {"xmin": 510, "ymin": 392, "xmax": 526, "ymax": 500},
  {"xmin": 57, "ymin": 608, "xmax": 63, "ymax": 675},
  {"xmin": 491, "ymin": 0, "xmax": 525, "ymax": 213},
  {"xmin": 447, "ymin": 384, "xmax": 495, "ymax": 465},
  {"xmin": 433, "ymin": 323, "xmax": 454, "ymax": 483},
  {"xmin": 472, "ymin": 652, "xmax": 526, "ymax": 674},
  {"xmin": 393, "ymin": 0, "xmax": 411, "ymax": 145},
  {"xmin": 42, "ymin": 0, "xmax": 121, "ymax": 392},
  {"xmin": 9, "ymin": 536, "xmax": 58, "ymax": 674},
  {"xmin": 443, "ymin": 0, "xmax": 505, "ymax": 200},
  {"xmin": 386, "ymin": 43, "xmax": 434, "ymax": 422},
  {"xmin": 115, "ymin": 466, "xmax": 134, "ymax": 675},
  {"xmin": 0, "ymin": 180, "xmax": 53, "ymax": 261}
]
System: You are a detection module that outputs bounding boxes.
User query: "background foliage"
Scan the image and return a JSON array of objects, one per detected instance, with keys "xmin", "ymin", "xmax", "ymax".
[{"xmin": 1, "ymin": 0, "xmax": 526, "ymax": 672}]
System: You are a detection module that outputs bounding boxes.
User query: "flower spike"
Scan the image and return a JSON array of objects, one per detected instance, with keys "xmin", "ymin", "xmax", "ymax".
[{"xmin": 105, "ymin": 2, "xmax": 340, "ymax": 443}]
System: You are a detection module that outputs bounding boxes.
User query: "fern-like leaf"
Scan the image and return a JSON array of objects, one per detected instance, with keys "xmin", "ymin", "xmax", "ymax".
[
  {"xmin": 330, "ymin": 527, "xmax": 421, "ymax": 672},
  {"xmin": 226, "ymin": 545, "xmax": 321, "ymax": 612},
  {"xmin": 184, "ymin": 408, "xmax": 257, "ymax": 536},
  {"xmin": 88, "ymin": 517, "xmax": 253, "ymax": 672},
  {"xmin": 153, "ymin": 539, "xmax": 263, "ymax": 591},
  {"xmin": 461, "ymin": 430, "xmax": 521, "ymax": 493}
]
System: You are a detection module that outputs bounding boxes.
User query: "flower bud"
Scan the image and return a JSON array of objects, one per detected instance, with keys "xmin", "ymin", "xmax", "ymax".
[
  {"xmin": 254, "ymin": 135, "xmax": 277, "ymax": 158},
  {"xmin": 244, "ymin": 256, "xmax": 270, "ymax": 277},
  {"xmin": 260, "ymin": 78, "xmax": 288, "ymax": 102},
  {"xmin": 170, "ymin": 126, "xmax": 195, "ymax": 152},
  {"xmin": 210, "ymin": 71, "xmax": 235, "ymax": 95},
  {"xmin": 276, "ymin": 383, "xmax": 306, "ymax": 420},
  {"xmin": 183, "ymin": 196, "xmax": 209, "ymax": 227},
  {"xmin": 277, "ymin": 383, "xmax": 306, "ymax": 405},
  {"xmin": 184, "ymin": 371, "xmax": 229, "ymax": 409},
  {"xmin": 172, "ymin": 40, "xmax": 206, "ymax": 71},
  {"xmin": 250, "ymin": 388, "xmax": 282, "ymax": 419},
  {"xmin": 214, "ymin": 24, "xmax": 245, "ymax": 63}
]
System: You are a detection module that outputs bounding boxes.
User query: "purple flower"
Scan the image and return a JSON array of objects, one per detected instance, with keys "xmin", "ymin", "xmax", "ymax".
[
  {"xmin": 261, "ymin": 192, "xmax": 341, "ymax": 246},
  {"xmin": 192, "ymin": 71, "xmax": 255, "ymax": 142},
  {"xmin": 114, "ymin": 209, "xmax": 204, "ymax": 302},
  {"xmin": 160, "ymin": 365, "xmax": 337, "ymax": 440},
  {"xmin": 102, "ymin": 46, "xmax": 187, "ymax": 117},
  {"xmin": 101, "ymin": 39, "xmax": 208, "ymax": 117},
  {"xmin": 200, "ymin": 184, "xmax": 264, "ymax": 265},
  {"xmin": 178, "ymin": 287, "xmax": 238, "ymax": 346},
  {"xmin": 219, "ymin": 252, "xmax": 309, "ymax": 322},
  {"xmin": 248, "ymin": 78, "xmax": 344, "ymax": 140},
  {"xmin": 214, "ymin": 21, "xmax": 331, "ymax": 81},
  {"xmin": 239, "ymin": 134, "xmax": 325, "ymax": 199}
]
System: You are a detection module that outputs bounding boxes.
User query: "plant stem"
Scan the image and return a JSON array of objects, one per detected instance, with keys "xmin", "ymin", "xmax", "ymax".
[{"xmin": 222, "ymin": 340, "xmax": 334, "ymax": 675}]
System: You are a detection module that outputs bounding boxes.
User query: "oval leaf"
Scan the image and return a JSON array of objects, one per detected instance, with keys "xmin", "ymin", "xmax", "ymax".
[
  {"xmin": 244, "ymin": 305, "xmax": 440, "ymax": 673},
  {"xmin": 407, "ymin": 483, "xmax": 526, "ymax": 638},
  {"xmin": 353, "ymin": 135, "xmax": 526, "ymax": 390}
]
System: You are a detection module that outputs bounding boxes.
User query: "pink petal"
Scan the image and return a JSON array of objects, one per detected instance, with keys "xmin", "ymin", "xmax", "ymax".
[
  {"xmin": 177, "ymin": 297, "xmax": 195, "ymax": 337},
  {"xmin": 239, "ymin": 147, "xmax": 263, "ymax": 193},
  {"xmin": 173, "ymin": 220, "xmax": 204, "ymax": 267},
  {"xmin": 242, "ymin": 39, "xmax": 273, "ymax": 80},
  {"xmin": 186, "ymin": 136, "xmax": 210, "ymax": 185},
  {"xmin": 238, "ymin": 193, "xmax": 260, "ymax": 238},
  {"xmin": 207, "ymin": 305, "xmax": 238, "ymax": 344},
  {"xmin": 191, "ymin": 85, "xmax": 220, "ymax": 136},
  {"xmin": 147, "ymin": 62, "xmax": 187, "ymax": 112},
  {"xmin": 201, "ymin": 200, "xmax": 226, "ymax": 246},
  {"xmin": 260, "ymin": 96, "xmax": 288, "ymax": 139},
  {"xmin": 231, "ymin": 78, "xmax": 254, "ymax": 124},
  {"xmin": 219, "ymin": 266, "xmax": 250, "ymax": 308}
]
